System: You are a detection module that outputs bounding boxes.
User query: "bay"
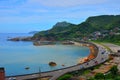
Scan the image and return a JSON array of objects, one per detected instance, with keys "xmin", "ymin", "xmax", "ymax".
[{"xmin": 0, "ymin": 33, "xmax": 89, "ymax": 76}]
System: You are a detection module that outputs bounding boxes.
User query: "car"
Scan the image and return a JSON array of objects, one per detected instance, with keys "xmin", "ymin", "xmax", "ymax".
[{"xmin": 8, "ymin": 77, "xmax": 16, "ymax": 80}]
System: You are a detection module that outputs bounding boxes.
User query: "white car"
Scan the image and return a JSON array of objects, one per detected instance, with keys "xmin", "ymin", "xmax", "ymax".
[{"xmin": 8, "ymin": 77, "xmax": 16, "ymax": 80}]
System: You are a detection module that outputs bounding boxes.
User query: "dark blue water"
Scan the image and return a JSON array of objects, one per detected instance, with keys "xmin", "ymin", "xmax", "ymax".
[{"xmin": 0, "ymin": 33, "xmax": 89, "ymax": 76}]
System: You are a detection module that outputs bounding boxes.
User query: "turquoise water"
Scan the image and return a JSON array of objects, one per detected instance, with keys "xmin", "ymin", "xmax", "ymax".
[{"xmin": 0, "ymin": 33, "xmax": 90, "ymax": 76}]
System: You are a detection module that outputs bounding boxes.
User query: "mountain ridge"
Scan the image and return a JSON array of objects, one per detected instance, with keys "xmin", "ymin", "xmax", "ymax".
[
  {"xmin": 9, "ymin": 15, "xmax": 120, "ymax": 43},
  {"xmin": 33, "ymin": 15, "xmax": 120, "ymax": 41}
]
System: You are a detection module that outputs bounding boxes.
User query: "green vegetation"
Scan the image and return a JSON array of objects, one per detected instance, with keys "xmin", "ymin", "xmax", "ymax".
[
  {"xmin": 88, "ymin": 65, "xmax": 120, "ymax": 80},
  {"xmin": 96, "ymin": 35, "xmax": 120, "ymax": 46},
  {"xmin": 57, "ymin": 64, "xmax": 103, "ymax": 80},
  {"xmin": 94, "ymin": 73, "xmax": 104, "ymax": 79},
  {"xmin": 83, "ymin": 70, "xmax": 91, "ymax": 75},
  {"xmin": 57, "ymin": 64, "xmax": 120, "ymax": 80},
  {"xmin": 110, "ymin": 65, "xmax": 118, "ymax": 76},
  {"xmin": 33, "ymin": 21, "xmax": 76, "ymax": 41},
  {"xmin": 57, "ymin": 74, "xmax": 72, "ymax": 80},
  {"xmin": 86, "ymin": 15, "xmax": 120, "ymax": 30},
  {"xmin": 91, "ymin": 41, "xmax": 112, "ymax": 52},
  {"xmin": 32, "ymin": 15, "xmax": 120, "ymax": 44}
]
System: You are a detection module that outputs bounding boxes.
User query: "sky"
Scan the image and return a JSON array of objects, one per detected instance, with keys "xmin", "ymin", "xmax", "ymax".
[{"xmin": 0, "ymin": 0, "xmax": 120, "ymax": 33}]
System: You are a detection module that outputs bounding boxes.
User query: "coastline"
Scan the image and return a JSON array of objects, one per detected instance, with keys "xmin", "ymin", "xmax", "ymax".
[
  {"xmin": 33, "ymin": 41, "xmax": 93, "ymax": 66},
  {"xmin": 33, "ymin": 41, "xmax": 95, "ymax": 65},
  {"xmin": 6, "ymin": 41, "xmax": 109, "ymax": 80},
  {"xmin": 3, "ymin": 40, "xmax": 89, "ymax": 76},
  {"xmin": 73, "ymin": 41, "xmax": 97, "ymax": 64}
]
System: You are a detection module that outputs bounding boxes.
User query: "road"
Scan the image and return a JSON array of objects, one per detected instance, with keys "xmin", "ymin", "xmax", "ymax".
[
  {"xmin": 6, "ymin": 42, "xmax": 109, "ymax": 80},
  {"xmin": 102, "ymin": 43, "xmax": 120, "ymax": 53}
]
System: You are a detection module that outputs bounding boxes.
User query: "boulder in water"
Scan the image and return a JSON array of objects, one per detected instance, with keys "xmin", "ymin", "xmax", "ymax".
[{"xmin": 49, "ymin": 62, "xmax": 57, "ymax": 66}]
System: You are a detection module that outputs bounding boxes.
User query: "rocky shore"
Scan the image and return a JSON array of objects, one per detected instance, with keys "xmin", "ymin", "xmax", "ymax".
[
  {"xmin": 77, "ymin": 42, "xmax": 98, "ymax": 64},
  {"xmin": 8, "ymin": 37, "xmax": 75, "ymax": 46},
  {"xmin": 33, "ymin": 41, "xmax": 56, "ymax": 46},
  {"xmin": 7, "ymin": 37, "xmax": 32, "ymax": 41}
]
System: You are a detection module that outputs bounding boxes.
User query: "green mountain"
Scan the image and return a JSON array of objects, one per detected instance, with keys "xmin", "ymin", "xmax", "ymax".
[
  {"xmin": 33, "ymin": 21, "xmax": 76, "ymax": 40},
  {"xmin": 33, "ymin": 15, "xmax": 120, "ymax": 41},
  {"xmin": 48, "ymin": 21, "xmax": 76, "ymax": 33},
  {"xmin": 86, "ymin": 15, "xmax": 120, "ymax": 30}
]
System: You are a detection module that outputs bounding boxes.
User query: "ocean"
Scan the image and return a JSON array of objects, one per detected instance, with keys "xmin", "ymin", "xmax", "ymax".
[{"xmin": 0, "ymin": 33, "xmax": 89, "ymax": 76}]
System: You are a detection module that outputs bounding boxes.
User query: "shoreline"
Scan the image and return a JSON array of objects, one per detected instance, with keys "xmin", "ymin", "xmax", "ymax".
[
  {"xmin": 2, "ymin": 41, "xmax": 90, "ymax": 77},
  {"xmin": 33, "ymin": 41, "xmax": 75, "ymax": 46},
  {"xmin": 73, "ymin": 41, "xmax": 97, "ymax": 64},
  {"xmin": 6, "ymin": 41, "xmax": 107, "ymax": 80},
  {"xmin": 6, "ymin": 41, "xmax": 95, "ymax": 77}
]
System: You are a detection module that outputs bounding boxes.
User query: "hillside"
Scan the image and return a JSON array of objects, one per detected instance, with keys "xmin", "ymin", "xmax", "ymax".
[
  {"xmin": 86, "ymin": 15, "xmax": 120, "ymax": 30},
  {"xmin": 33, "ymin": 15, "xmax": 120, "ymax": 41},
  {"xmin": 33, "ymin": 21, "xmax": 76, "ymax": 41}
]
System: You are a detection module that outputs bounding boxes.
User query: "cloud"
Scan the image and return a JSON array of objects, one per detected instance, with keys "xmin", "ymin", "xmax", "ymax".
[
  {"xmin": 0, "ymin": 0, "xmax": 119, "ymax": 24},
  {"xmin": 0, "ymin": 0, "xmax": 120, "ymax": 33},
  {"xmin": 27, "ymin": 0, "xmax": 108, "ymax": 8}
]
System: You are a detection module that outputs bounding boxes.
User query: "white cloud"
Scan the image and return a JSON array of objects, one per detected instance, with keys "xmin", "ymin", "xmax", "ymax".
[
  {"xmin": 0, "ymin": 0, "xmax": 119, "ymax": 24},
  {"xmin": 27, "ymin": 0, "xmax": 108, "ymax": 7}
]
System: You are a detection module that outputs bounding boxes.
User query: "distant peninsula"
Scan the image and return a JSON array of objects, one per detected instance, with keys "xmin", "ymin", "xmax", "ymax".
[{"xmin": 29, "ymin": 31, "xmax": 39, "ymax": 34}]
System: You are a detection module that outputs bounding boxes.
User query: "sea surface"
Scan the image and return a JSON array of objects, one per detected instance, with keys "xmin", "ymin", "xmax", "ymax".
[{"xmin": 0, "ymin": 33, "xmax": 90, "ymax": 76}]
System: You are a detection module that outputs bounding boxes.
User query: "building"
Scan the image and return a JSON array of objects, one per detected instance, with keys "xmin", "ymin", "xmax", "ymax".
[{"xmin": 0, "ymin": 68, "xmax": 5, "ymax": 80}]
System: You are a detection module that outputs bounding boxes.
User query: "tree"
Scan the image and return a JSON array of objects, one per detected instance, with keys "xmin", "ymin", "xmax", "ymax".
[
  {"xmin": 94, "ymin": 73, "xmax": 104, "ymax": 79},
  {"xmin": 110, "ymin": 65, "xmax": 118, "ymax": 76},
  {"xmin": 115, "ymin": 76, "xmax": 120, "ymax": 80},
  {"xmin": 88, "ymin": 77, "xmax": 96, "ymax": 80},
  {"xmin": 57, "ymin": 74, "xmax": 72, "ymax": 80}
]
